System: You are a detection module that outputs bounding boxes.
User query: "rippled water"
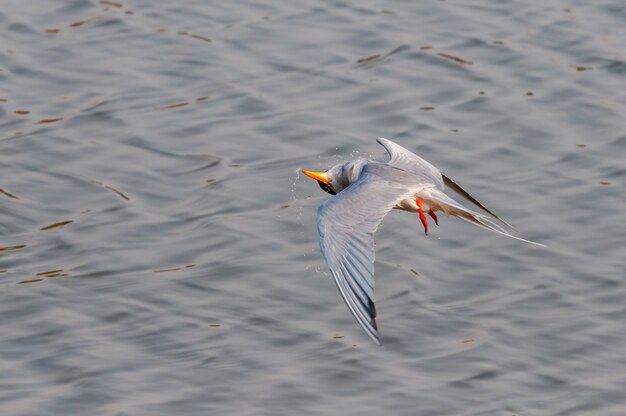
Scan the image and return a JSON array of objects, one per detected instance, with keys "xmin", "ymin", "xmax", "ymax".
[{"xmin": 1, "ymin": 1, "xmax": 625, "ymax": 415}]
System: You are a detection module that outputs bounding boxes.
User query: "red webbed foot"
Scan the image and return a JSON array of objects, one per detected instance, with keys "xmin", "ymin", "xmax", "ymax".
[
  {"xmin": 428, "ymin": 210, "xmax": 439, "ymax": 226},
  {"xmin": 415, "ymin": 198, "xmax": 428, "ymax": 235}
]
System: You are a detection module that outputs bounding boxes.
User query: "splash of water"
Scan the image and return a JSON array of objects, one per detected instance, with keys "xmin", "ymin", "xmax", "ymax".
[{"xmin": 290, "ymin": 168, "xmax": 306, "ymax": 229}]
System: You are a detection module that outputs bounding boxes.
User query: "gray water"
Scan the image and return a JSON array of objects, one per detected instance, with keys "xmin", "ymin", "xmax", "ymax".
[{"xmin": 1, "ymin": 1, "xmax": 625, "ymax": 415}]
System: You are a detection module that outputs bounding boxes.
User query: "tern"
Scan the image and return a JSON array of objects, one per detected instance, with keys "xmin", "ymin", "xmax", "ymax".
[{"xmin": 303, "ymin": 138, "xmax": 543, "ymax": 345}]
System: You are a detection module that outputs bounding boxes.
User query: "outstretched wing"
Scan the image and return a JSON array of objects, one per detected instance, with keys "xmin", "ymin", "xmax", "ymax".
[
  {"xmin": 317, "ymin": 169, "xmax": 414, "ymax": 344},
  {"xmin": 376, "ymin": 137, "xmax": 444, "ymax": 189}
]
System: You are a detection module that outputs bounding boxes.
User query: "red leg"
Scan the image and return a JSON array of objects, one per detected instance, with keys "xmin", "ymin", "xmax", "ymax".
[
  {"xmin": 428, "ymin": 210, "xmax": 439, "ymax": 226},
  {"xmin": 415, "ymin": 198, "xmax": 428, "ymax": 235}
]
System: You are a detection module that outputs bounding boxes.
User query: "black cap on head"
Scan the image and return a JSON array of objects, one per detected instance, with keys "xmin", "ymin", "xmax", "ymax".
[{"xmin": 317, "ymin": 180, "xmax": 336, "ymax": 195}]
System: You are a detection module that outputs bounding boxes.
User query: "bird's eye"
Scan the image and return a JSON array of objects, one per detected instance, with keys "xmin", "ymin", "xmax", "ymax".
[{"xmin": 317, "ymin": 181, "xmax": 336, "ymax": 195}]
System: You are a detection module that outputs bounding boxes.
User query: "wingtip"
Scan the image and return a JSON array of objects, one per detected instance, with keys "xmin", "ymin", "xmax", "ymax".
[
  {"xmin": 366, "ymin": 306, "xmax": 381, "ymax": 345},
  {"xmin": 368, "ymin": 329, "xmax": 381, "ymax": 345}
]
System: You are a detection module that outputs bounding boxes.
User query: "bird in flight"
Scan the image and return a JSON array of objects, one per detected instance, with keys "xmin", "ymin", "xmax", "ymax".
[{"xmin": 302, "ymin": 138, "xmax": 544, "ymax": 345}]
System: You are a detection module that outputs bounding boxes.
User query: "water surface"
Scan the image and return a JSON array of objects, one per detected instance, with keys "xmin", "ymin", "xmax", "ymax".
[{"xmin": 1, "ymin": 1, "xmax": 625, "ymax": 415}]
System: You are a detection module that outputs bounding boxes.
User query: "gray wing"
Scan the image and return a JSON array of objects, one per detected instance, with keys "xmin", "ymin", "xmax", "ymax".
[
  {"xmin": 317, "ymin": 170, "xmax": 414, "ymax": 344},
  {"xmin": 377, "ymin": 137, "xmax": 444, "ymax": 189}
]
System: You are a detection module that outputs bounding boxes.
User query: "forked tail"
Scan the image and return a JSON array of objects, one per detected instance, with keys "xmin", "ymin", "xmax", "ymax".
[{"xmin": 425, "ymin": 189, "xmax": 546, "ymax": 247}]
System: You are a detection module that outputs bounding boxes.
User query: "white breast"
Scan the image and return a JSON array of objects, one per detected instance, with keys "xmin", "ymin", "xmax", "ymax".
[{"xmin": 395, "ymin": 195, "xmax": 431, "ymax": 213}]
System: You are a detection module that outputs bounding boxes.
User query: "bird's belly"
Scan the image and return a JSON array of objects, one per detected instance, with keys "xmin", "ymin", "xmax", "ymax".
[{"xmin": 395, "ymin": 196, "xmax": 431, "ymax": 213}]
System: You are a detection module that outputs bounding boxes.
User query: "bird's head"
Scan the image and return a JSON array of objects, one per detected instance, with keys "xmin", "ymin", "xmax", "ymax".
[
  {"xmin": 302, "ymin": 169, "xmax": 336, "ymax": 195},
  {"xmin": 303, "ymin": 161, "xmax": 366, "ymax": 195}
]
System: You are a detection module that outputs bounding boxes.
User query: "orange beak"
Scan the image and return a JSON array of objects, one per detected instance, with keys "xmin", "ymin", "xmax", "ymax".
[{"xmin": 302, "ymin": 170, "xmax": 330, "ymax": 185}]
